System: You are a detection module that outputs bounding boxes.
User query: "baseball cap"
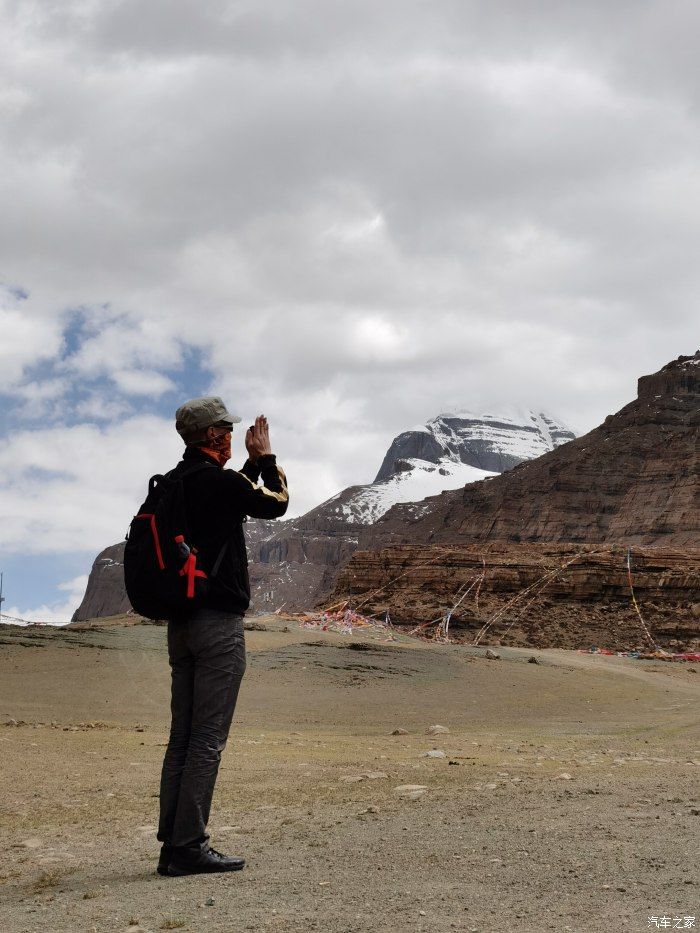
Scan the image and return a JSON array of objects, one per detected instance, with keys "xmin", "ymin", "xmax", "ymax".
[{"xmin": 175, "ymin": 396, "xmax": 242, "ymax": 438}]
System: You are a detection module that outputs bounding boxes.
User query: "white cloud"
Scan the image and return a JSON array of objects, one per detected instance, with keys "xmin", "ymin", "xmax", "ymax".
[
  {"xmin": 62, "ymin": 312, "xmax": 183, "ymax": 378},
  {"xmin": 72, "ymin": 391, "xmax": 134, "ymax": 422},
  {"xmin": 0, "ymin": 417, "xmax": 183, "ymax": 554},
  {"xmin": 350, "ymin": 317, "xmax": 414, "ymax": 364},
  {"xmin": 111, "ymin": 369, "xmax": 176, "ymax": 396},
  {"xmin": 5, "ymin": 374, "xmax": 69, "ymax": 422},
  {"xmin": 0, "ymin": 294, "xmax": 65, "ymax": 390},
  {"xmin": 4, "ymin": 574, "xmax": 88, "ymax": 626}
]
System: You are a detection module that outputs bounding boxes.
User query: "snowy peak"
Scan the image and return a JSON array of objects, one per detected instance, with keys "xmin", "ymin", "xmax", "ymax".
[
  {"xmin": 374, "ymin": 408, "xmax": 575, "ymax": 482},
  {"xmin": 307, "ymin": 406, "xmax": 577, "ymax": 527},
  {"xmin": 313, "ymin": 459, "xmax": 497, "ymax": 527}
]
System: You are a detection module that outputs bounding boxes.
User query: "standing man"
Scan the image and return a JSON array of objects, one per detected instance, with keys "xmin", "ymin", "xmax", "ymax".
[{"xmin": 157, "ymin": 396, "xmax": 289, "ymax": 877}]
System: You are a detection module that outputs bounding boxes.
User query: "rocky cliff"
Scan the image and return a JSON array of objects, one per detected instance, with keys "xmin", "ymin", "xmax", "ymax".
[{"xmin": 72, "ymin": 544, "xmax": 131, "ymax": 623}]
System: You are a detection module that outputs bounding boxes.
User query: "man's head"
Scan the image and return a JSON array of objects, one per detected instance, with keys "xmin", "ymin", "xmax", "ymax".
[{"xmin": 175, "ymin": 396, "xmax": 241, "ymax": 447}]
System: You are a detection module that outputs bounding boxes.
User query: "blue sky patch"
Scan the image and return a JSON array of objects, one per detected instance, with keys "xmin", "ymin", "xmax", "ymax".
[{"xmin": 0, "ymin": 550, "xmax": 95, "ymax": 623}]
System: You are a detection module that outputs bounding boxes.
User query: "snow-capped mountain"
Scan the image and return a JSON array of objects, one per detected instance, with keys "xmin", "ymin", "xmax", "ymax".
[
  {"xmin": 313, "ymin": 408, "xmax": 575, "ymax": 526},
  {"xmin": 303, "ymin": 461, "xmax": 496, "ymax": 527},
  {"xmin": 375, "ymin": 408, "xmax": 575, "ymax": 482}
]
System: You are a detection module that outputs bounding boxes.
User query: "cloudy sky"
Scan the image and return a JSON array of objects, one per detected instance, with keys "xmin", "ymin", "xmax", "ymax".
[{"xmin": 1, "ymin": 0, "xmax": 698, "ymax": 622}]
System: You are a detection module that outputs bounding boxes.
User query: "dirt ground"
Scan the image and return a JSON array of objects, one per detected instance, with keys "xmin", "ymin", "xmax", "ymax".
[{"xmin": 0, "ymin": 616, "xmax": 698, "ymax": 933}]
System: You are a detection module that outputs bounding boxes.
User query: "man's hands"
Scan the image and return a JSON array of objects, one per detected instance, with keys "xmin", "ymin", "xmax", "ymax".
[{"xmin": 245, "ymin": 414, "xmax": 273, "ymax": 461}]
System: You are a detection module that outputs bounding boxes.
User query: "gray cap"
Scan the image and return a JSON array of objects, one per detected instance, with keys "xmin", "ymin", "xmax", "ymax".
[{"xmin": 175, "ymin": 396, "xmax": 242, "ymax": 438}]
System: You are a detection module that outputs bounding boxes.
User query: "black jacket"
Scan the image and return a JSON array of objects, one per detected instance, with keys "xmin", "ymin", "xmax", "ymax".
[{"xmin": 175, "ymin": 447, "xmax": 289, "ymax": 615}]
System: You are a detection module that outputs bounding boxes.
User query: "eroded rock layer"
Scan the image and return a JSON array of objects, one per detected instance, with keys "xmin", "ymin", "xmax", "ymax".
[{"xmin": 333, "ymin": 542, "xmax": 700, "ymax": 651}]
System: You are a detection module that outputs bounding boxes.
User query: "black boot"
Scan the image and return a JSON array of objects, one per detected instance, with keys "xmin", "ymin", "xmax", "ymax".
[{"xmin": 167, "ymin": 845, "xmax": 245, "ymax": 876}]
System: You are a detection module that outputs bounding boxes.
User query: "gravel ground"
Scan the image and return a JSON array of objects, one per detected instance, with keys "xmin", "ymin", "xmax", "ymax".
[{"xmin": 0, "ymin": 618, "xmax": 698, "ymax": 933}]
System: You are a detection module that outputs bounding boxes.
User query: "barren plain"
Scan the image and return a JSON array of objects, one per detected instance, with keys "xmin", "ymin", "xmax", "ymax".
[{"xmin": 0, "ymin": 616, "xmax": 698, "ymax": 933}]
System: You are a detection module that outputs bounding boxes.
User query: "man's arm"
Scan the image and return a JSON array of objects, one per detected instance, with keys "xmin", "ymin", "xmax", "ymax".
[
  {"xmin": 240, "ymin": 458, "xmax": 262, "ymax": 483},
  {"xmin": 230, "ymin": 414, "xmax": 288, "ymax": 518},
  {"xmin": 226, "ymin": 454, "xmax": 289, "ymax": 519}
]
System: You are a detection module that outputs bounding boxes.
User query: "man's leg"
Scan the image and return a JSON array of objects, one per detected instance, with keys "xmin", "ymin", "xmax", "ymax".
[
  {"xmin": 170, "ymin": 609, "xmax": 246, "ymax": 851},
  {"xmin": 157, "ymin": 620, "xmax": 194, "ymax": 846}
]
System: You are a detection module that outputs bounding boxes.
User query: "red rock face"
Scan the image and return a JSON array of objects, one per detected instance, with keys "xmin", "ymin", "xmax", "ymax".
[
  {"xmin": 359, "ymin": 353, "xmax": 699, "ymax": 552},
  {"xmin": 333, "ymin": 542, "xmax": 700, "ymax": 651}
]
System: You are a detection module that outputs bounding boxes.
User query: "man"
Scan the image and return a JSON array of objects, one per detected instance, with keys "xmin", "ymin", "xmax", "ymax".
[{"xmin": 156, "ymin": 396, "xmax": 289, "ymax": 877}]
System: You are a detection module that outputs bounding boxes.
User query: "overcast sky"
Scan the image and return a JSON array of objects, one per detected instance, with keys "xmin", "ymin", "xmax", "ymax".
[{"xmin": 1, "ymin": 0, "xmax": 698, "ymax": 622}]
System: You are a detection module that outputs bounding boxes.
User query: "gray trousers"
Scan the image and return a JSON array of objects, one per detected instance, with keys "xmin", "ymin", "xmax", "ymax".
[{"xmin": 157, "ymin": 609, "xmax": 246, "ymax": 849}]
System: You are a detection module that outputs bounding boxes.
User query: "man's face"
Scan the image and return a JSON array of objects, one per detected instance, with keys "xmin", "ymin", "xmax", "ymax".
[{"xmin": 206, "ymin": 424, "xmax": 233, "ymax": 462}]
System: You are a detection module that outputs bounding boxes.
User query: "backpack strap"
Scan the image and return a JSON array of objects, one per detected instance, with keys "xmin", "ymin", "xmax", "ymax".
[
  {"xmin": 146, "ymin": 460, "xmax": 215, "ymax": 495},
  {"xmin": 148, "ymin": 474, "xmax": 165, "ymax": 495},
  {"xmin": 210, "ymin": 540, "xmax": 229, "ymax": 579}
]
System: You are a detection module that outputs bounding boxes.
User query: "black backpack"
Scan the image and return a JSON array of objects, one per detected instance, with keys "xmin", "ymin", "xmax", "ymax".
[{"xmin": 124, "ymin": 462, "xmax": 226, "ymax": 621}]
